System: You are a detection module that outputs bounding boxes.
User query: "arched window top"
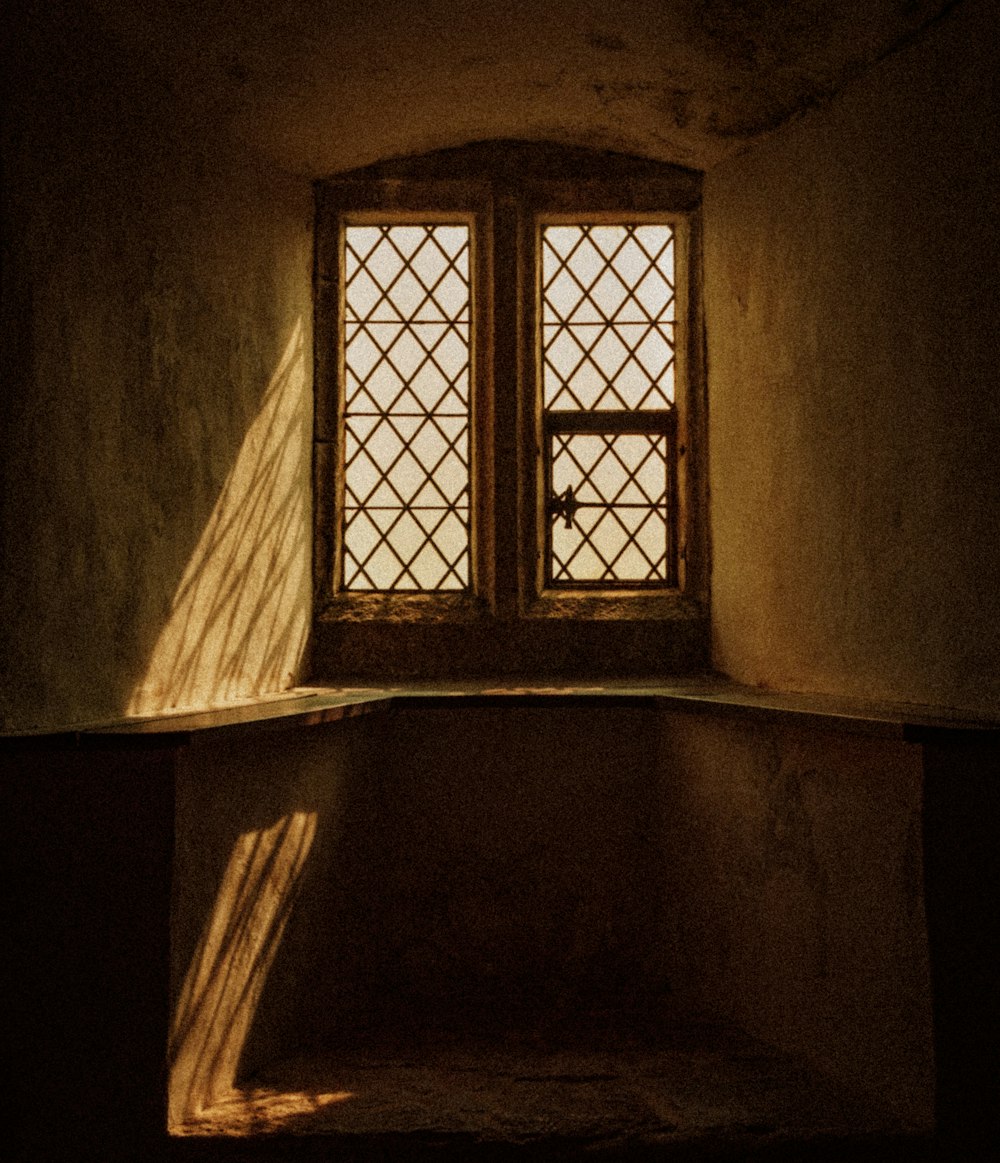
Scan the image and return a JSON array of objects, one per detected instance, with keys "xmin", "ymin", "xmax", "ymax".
[{"xmin": 323, "ymin": 139, "xmax": 702, "ymax": 199}]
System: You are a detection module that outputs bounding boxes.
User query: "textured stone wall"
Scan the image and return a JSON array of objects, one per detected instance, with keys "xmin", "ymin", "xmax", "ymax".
[
  {"xmin": 3, "ymin": 0, "xmax": 993, "ymax": 726},
  {"xmin": 656, "ymin": 712, "xmax": 933, "ymax": 1127},
  {"xmin": 704, "ymin": 0, "xmax": 1000, "ymax": 713},
  {"xmin": 167, "ymin": 704, "xmax": 934, "ymax": 1129},
  {"xmin": 84, "ymin": 1, "xmax": 955, "ymax": 177},
  {"xmin": 167, "ymin": 707, "xmax": 666, "ymax": 1118},
  {"xmin": 169, "ymin": 719, "xmax": 381, "ymax": 1123},
  {"xmin": 331, "ymin": 706, "xmax": 669, "ymax": 1040},
  {"xmin": 1, "ymin": 5, "xmax": 313, "ymax": 730}
]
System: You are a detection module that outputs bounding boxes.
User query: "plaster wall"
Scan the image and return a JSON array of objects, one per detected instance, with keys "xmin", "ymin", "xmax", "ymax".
[
  {"xmin": 656, "ymin": 712, "xmax": 933, "ymax": 1127},
  {"xmin": 168, "ymin": 705, "xmax": 933, "ymax": 1129},
  {"xmin": 332, "ymin": 706, "xmax": 669, "ymax": 1040},
  {"xmin": 704, "ymin": 0, "xmax": 1000, "ymax": 712},
  {"xmin": 168, "ymin": 706, "xmax": 668, "ymax": 1117},
  {"xmin": 5, "ymin": 1, "xmax": 991, "ymax": 730},
  {"xmin": 87, "ymin": 1, "xmax": 958, "ymax": 178},
  {"xmin": 1, "ymin": 4, "xmax": 313, "ymax": 732},
  {"xmin": 169, "ymin": 718, "xmax": 381, "ymax": 1123}
]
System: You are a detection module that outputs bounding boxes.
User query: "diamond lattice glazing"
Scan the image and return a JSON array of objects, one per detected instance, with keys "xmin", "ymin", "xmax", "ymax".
[
  {"xmin": 541, "ymin": 224, "xmax": 675, "ymax": 411},
  {"xmin": 550, "ymin": 432, "xmax": 669, "ymax": 583},
  {"xmin": 342, "ymin": 224, "xmax": 470, "ymax": 590}
]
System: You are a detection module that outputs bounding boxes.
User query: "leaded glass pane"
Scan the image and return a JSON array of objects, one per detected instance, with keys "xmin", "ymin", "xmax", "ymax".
[
  {"xmin": 342, "ymin": 224, "xmax": 470, "ymax": 591},
  {"xmin": 542, "ymin": 222, "xmax": 675, "ymax": 587},
  {"xmin": 550, "ymin": 432, "xmax": 669, "ymax": 584},
  {"xmin": 541, "ymin": 224, "xmax": 675, "ymax": 411}
]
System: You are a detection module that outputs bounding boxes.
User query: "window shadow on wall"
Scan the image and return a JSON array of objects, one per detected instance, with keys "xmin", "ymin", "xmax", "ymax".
[
  {"xmin": 168, "ymin": 710, "xmax": 669, "ymax": 1134},
  {"xmin": 168, "ymin": 809, "xmax": 318, "ymax": 1124},
  {"xmin": 127, "ymin": 319, "xmax": 310, "ymax": 718},
  {"xmin": 167, "ymin": 724, "xmax": 375, "ymax": 1131}
]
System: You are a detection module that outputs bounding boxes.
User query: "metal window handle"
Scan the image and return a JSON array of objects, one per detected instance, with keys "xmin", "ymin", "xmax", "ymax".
[{"xmin": 549, "ymin": 486, "xmax": 581, "ymax": 529}]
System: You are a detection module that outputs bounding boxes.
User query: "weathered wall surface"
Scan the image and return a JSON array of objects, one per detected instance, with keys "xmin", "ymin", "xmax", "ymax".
[
  {"xmin": 1, "ymin": 4, "xmax": 313, "ymax": 731},
  {"xmin": 89, "ymin": 1, "xmax": 954, "ymax": 178},
  {"xmin": 169, "ymin": 717, "xmax": 381, "ymax": 1123},
  {"xmin": 4, "ymin": 0, "xmax": 991, "ymax": 729},
  {"xmin": 656, "ymin": 712, "xmax": 933, "ymax": 1127},
  {"xmin": 317, "ymin": 705, "xmax": 669, "ymax": 1042},
  {"xmin": 704, "ymin": 0, "xmax": 1000, "ymax": 713},
  {"xmin": 167, "ymin": 704, "xmax": 934, "ymax": 1129},
  {"xmin": 168, "ymin": 705, "xmax": 668, "ymax": 1114}
]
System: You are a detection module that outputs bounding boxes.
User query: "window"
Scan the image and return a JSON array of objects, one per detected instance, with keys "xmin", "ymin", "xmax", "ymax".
[
  {"xmin": 341, "ymin": 222, "xmax": 473, "ymax": 592},
  {"xmin": 540, "ymin": 222, "xmax": 677, "ymax": 587},
  {"xmin": 313, "ymin": 142, "xmax": 707, "ymax": 678}
]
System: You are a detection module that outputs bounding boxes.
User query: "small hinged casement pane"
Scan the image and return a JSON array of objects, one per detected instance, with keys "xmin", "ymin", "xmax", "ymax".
[
  {"xmin": 548, "ymin": 429, "xmax": 672, "ymax": 585},
  {"xmin": 342, "ymin": 223, "xmax": 471, "ymax": 591},
  {"xmin": 542, "ymin": 224, "xmax": 675, "ymax": 412}
]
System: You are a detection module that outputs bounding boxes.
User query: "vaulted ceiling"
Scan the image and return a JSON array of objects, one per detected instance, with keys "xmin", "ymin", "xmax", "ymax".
[{"xmin": 84, "ymin": 1, "xmax": 959, "ymax": 172}]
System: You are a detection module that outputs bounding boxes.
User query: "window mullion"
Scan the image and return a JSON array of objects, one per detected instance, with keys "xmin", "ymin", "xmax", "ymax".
[{"xmin": 491, "ymin": 189, "xmax": 522, "ymax": 619}]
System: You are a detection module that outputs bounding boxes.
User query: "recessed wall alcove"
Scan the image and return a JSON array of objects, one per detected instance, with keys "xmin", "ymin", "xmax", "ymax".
[
  {"xmin": 5, "ymin": 685, "xmax": 997, "ymax": 1160},
  {"xmin": 152, "ymin": 687, "xmax": 956, "ymax": 1157}
]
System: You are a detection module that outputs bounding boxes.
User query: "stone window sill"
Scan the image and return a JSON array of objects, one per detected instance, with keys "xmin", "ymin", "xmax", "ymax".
[{"xmin": 5, "ymin": 679, "xmax": 997, "ymax": 747}]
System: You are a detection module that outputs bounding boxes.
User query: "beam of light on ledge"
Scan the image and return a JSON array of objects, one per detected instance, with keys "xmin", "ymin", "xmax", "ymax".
[
  {"xmin": 127, "ymin": 320, "xmax": 310, "ymax": 717},
  {"xmin": 168, "ymin": 811, "xmax": 318, "ymax": 1126}
]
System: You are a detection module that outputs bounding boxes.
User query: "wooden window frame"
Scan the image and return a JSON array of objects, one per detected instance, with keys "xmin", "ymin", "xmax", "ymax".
[
  {"xmin": 311, "ymin": 143, "xmax": 708, "ymax": 679},
  {"xmin": 314, "ymin": 178, "xmax": 494, "ymax": 621}
]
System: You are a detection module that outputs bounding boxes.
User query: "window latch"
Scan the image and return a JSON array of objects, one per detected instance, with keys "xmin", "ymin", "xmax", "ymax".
[{"xmin": 549, "ymin": 485, "xmax": 581, "ymax": 529}]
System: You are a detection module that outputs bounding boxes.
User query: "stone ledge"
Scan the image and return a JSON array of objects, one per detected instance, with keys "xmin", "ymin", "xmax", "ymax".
[{"xmin": 3, "ymin": 678, "xmax": 998, "ymax": 747}]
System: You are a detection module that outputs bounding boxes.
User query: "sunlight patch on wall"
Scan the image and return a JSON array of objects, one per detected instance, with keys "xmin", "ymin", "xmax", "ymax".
[
  {"xmin": 128, "ymin": 321, "xmax": 310, "ymax": 716},
  {"xmin": 168, "ymin": 810, "xmax": 318, "ymax": 1126}
]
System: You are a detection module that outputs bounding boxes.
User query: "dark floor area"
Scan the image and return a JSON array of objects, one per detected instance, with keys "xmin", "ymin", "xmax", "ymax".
[{"xmin": 170, "ymin": 1019, "xmax": 935, "ymax": 1161}]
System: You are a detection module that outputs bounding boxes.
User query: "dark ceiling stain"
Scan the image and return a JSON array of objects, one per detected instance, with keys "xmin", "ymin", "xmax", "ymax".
[
  {"xmin": 659, "ymin": 87, "xmax": 696, "ymax": 131},
  {"xmin": 586, "ymin": 31, "xmax": 630, "ymax": 53}
]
